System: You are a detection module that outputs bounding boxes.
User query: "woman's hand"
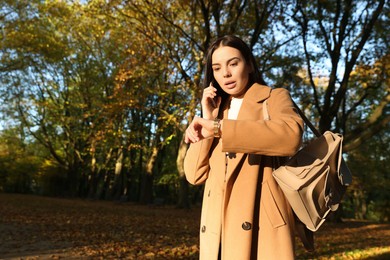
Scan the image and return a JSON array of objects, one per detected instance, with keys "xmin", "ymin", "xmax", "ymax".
[
  {"xmin": 184, "ymin": 117, "xmax": 214, "ymax": 144},
  {"xmin": 201, "ymin": 84, "xmax": 221, "ymax": 120}
]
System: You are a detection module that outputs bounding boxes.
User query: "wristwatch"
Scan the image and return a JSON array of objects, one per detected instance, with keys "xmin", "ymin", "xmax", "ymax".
[{"xmin": 213, "ymin": 118, "xmax": 221, "ymax": 138}]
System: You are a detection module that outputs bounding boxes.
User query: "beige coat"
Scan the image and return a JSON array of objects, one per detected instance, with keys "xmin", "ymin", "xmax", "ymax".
[{"xmin": 184, "ymin": 84, "xmax": 304, "ymax": 260}]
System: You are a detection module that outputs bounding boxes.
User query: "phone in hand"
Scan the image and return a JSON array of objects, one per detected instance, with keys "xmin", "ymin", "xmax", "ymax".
[{"xmin": 211, "ymin": 79, "xmax": 219, "ymax": 107}]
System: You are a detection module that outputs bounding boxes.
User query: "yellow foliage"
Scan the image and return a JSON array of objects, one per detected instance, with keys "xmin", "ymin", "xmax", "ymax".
[{"xmin": 351, "ymin": 54, "xmax": 389, "ymax": 88}]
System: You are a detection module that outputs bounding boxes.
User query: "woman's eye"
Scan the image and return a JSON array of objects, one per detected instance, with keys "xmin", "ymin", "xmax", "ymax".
[
  {"xmin": 230, "ymin": 63, "xmax": 238, "ymax": 66},
  {"xmin": 212, "ymin": 67, "xmax": 220, "ymax": 71}
]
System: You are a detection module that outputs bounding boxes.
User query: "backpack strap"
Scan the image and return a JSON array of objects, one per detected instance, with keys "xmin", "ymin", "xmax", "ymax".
[
  {"xmin": 263, "ymin": 99, "xmax": 270, "ymax": 121},
  {"xmin": 264, "ymin": 96, "xmax": 321, "ymax": 137},
  {"xmin": 291, "ymin": 100, "xmax": 322, "ymax": 137}
]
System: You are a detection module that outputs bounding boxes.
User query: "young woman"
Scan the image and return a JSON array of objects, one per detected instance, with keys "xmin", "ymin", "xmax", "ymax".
[{"xmin": 184, "ymin": 35, "xmax": 304, "ymax": 259}]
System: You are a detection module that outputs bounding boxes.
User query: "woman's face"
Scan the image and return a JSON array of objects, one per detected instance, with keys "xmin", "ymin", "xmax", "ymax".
[{"xmin": 211, "ymin": 46, "xmax": 251, "ymax": 98}]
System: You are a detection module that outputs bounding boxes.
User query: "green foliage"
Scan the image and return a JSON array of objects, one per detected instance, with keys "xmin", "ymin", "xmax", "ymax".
[
  {"xmin": 346, "ymin": 131, "xmax": 390, "ymax": 221},
  {"xmin": 0, "ymin": 129, "xmax": 42, "ymax": 193}
]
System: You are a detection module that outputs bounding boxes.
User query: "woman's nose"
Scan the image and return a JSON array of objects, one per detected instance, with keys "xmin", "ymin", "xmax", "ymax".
[{"xmin": 223, "ymin": 67, "xmax": 231, "ymax": 78}]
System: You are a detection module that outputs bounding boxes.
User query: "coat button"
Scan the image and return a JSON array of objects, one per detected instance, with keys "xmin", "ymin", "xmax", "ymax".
[
  {"xmin": 242, "ymin": 222, "xmax": 252, "ymax": 231},
  {"xmin": 201, "ymin": 225, "xmax": 206, "ymax": 233}
]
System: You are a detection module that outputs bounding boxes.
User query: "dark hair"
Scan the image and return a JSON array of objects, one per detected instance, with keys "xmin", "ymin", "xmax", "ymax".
[{"xmin": 203, "ymin": 35, "xmax": 265, "ymax": 103}]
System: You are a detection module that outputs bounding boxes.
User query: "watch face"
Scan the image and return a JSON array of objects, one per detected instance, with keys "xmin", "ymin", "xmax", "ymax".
[{"xmin": 214, "ymin": 119, "xmax": 221, "ymax": 138}]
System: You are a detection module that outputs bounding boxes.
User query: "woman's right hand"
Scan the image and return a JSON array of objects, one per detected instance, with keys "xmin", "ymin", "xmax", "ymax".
[
  {"xmin": 184, "ymin": 117, "xmax": 214, "ymax": 144},
  {"xmin": 201, "ymin": 83, "xmax": 221, "ymax": 120}
]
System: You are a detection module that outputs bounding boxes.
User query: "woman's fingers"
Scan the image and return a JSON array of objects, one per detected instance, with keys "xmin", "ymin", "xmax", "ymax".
[
  {"xmin": 202, "ymin": 86, "xmax": 218, "ymax": 106},
  {"xmin": 185, "ymin": 129, "xmax": 200, "ymax": 143},
  {"xmin": 184, "ymin": 117, "xmax": 215, "ymax": 144},
  {"xmin": 202, "ymin": 85, "xmax": 220, "ymax": 120},
  {"xmin": 185, "ymin": 121, "xmax": 200, "ymax": 143}
]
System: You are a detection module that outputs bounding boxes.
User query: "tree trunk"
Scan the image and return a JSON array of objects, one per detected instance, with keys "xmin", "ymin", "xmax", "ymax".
[
  {"xmin": 176, "ymin": 136, "xmax": 190, "ymax": 208},
  {"xmin": 139, "ymin": 173, "xmax": 153, "ymax": 204},
  {"xmin": 87, "ymin": 139, "xmax": 98, "ymax": 199},
  {"xmin": 353, "ymin": 189, "xmax": 367, "ymax": 219},
  {"xmin": 139, "ymin": 146, "xmax": 159, "ymax": 204},
  {"xmin": 67, "ymin": 161, "xmax": 80, "ymax": 197},
  {"xmin": 109, "ymin": 148, "xmax": 124, "ymax": 200}
]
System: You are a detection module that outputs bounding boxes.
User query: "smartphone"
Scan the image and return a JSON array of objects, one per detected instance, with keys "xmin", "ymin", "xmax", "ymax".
[{"xmin": 211, "ymin": 79, "xmax": 219, "ymax": 107}]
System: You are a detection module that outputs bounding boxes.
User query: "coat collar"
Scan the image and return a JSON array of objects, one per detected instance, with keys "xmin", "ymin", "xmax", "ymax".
[
  {"xmin": 244, "ymin": 83, "xmax": 272, "ymax": 103},
  {"xmin": 223, "ymin": 83, "xmax": 271, "ymax": 119}
]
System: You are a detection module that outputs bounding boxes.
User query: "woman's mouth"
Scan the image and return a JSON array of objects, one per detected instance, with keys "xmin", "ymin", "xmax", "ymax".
[{"xmin": 224, "ymin": 81, "xmax": 236, "ymax": 88}]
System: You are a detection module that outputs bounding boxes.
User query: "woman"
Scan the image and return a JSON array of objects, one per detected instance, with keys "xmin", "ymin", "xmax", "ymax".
[{"xmin": 184, "ymin": 35, "xmax": 304, "ymax": 259}]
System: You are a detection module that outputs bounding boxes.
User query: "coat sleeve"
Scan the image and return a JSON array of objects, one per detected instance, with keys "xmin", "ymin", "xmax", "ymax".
[
  {"xmin": 222, "ymin": 88, "xmax": 304, "ymax": 156},
  {"xmin": 184, "ymin": 138, "xmax": 214, "ymax": 185}
]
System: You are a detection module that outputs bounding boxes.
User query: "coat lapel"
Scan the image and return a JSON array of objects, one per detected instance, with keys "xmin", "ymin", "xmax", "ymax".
[{"xmin": 222, "ymin": 84, "xmax": 272, "ymax": 181}]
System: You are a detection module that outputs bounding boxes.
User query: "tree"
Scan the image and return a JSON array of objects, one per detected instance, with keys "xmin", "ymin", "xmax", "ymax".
[
  {"xmin": 0, "ymin": 1, "xmax": 388, "ymax": 219},
  {"xmin": 290, "ymin": 0, "xmax": 389, "ymax": 150},
  {"xmin": 0, "ymin": 0, "xmax": 127, "ymax": 197},
  {"xmin": 0, "ymin": 128, "xmax": 43, "ymax": 193},
  {"xmin": 346, "ymin": 130, "xmax": 390, "ymax": 221}
]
